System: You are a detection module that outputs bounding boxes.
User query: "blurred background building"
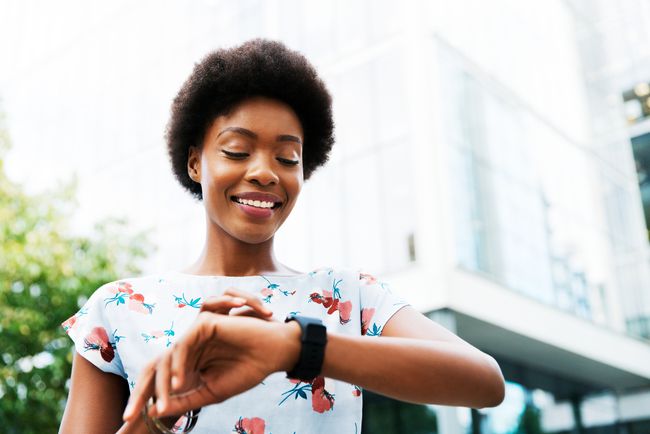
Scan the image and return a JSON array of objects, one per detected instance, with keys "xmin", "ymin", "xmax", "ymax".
[{"xmin": 1, "ymin": 0, "xmax": 649, "ymax": 432}]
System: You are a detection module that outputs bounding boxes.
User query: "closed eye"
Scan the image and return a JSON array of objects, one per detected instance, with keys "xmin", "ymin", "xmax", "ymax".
[
  {"xmin": 223, "ymin": 151, "xmax": 299, "ymax": 166},
  {"xmin": 222, "ymin": 150, "xmax": 248, "ymax": 158}
]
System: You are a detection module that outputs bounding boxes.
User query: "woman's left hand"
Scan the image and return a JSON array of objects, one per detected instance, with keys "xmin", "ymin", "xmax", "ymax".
[{"xmin": 121, "ymin": 311, "xmax": 300, "ymax": 424}]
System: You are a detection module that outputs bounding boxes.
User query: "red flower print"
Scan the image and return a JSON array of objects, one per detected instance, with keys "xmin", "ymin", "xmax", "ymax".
[
  {"xmin": 338, "ymin": 300, "xmax": 352, "ymax": 324},
  {"xmin": 309, "ymin": 292, "xmax": 324, "ymax": 304},
  {"xmin": 128, "ymin": 293, "xmax": 155, "ymax": 314},
  {"xmin": 361, "ymin": 308, "xmax": 376, "ymax": 335},
  {"xmin": 83, "ymin": 327, "xmax": 115, "ymax": 362},
  {"xmin": 311, "ymin": 376, "xmax": 335, "ymax": 413},
  {"xmin": 352, "ymin": 385, "xmax": 362, "ymax": 397},
  {"xmin": 234, "ymin": 416, "xmax": 265, "ymax": 434},
  {"xmin": 105, "ymin": 287, "xmax": 155, "ymax": 314},
  {"xmin": 310, "ymin": 289, "xmax": 352, "ymax": 324},
  {"xmin": 107, "ymin": 281, "xmax": 134, "ymax": 295},
  {"xmin": 62, "ymin": 315, "xmax": 76, "ymax": 332},
  {"xmin": 327, "ymin": 298, "xmax": 339, "ymax": 315},
  {"xmin": 360, "ymin": 273, "xmax": 377, "ymax": 285},
  {"xmin": 118, "ymin": 281, "xmax": 134, "ymax": 294}
]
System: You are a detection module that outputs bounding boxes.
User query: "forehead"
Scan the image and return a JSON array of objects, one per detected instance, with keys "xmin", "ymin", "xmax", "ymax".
[{"xmin": 211, "ymin": 96, "xmax": 304, "ymax": 139}]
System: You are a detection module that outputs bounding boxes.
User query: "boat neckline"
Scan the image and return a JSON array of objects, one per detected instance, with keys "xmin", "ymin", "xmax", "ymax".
[{"xmin": 167, "ymin": 268, "xmax": 326, "ymax": 278}]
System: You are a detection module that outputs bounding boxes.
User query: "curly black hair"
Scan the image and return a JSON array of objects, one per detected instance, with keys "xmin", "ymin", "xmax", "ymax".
[{"xmin": 166, "ymin": 38, "xmax": 335, "ymax": 200}]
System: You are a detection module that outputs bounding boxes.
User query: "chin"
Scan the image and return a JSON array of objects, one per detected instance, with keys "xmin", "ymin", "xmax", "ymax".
[{"xmin": 232, "ymin": 229, "xmax": 276, "ymax": 245}]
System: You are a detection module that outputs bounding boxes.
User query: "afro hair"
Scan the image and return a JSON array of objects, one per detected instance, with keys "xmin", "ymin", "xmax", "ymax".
[{"xmin": 166, "ymin": 38, "xmax": 335, "ymax": 200}]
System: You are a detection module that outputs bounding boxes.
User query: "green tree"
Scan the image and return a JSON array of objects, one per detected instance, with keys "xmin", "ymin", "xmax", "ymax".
[
  {"xmin": 0, "ymin": 117, "xmax": 154, "ymax": 433},
  {"xmin": 515, "ymin": 403, "xmax": 544, "ymax": 434}
]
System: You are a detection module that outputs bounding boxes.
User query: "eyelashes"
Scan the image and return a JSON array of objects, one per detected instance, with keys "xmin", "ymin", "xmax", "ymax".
[
  {"xmin": 221, "ymin": 150, "xmax": 299, "ymax": 166},
  {"xmin": 222, "ymin": 151, "xmax": 248, "ymax": 158}
]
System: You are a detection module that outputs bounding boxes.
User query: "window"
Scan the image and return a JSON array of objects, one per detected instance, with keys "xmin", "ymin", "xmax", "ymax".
[
  {"xmin": 623, "ymin": 82, "xmax": 650, "ymax": 125},
  {"xmin": 631, "ymin": 132, "xmax": 650, "ymax": 241}
]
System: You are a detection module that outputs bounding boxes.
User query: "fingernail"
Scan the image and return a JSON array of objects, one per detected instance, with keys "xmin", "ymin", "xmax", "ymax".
[
  {"xmin": 156, "ymin": 399, "xmax": 165, "ymax": 413},
  {"xmin": 172, "ymin": 375, "xmax": 180, "ymax": 389},
  {"xmin": 233, "ymin": 297, "xmax": 246, "ymax": 304}
]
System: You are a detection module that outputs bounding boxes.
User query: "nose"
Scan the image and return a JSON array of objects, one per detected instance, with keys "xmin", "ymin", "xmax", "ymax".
[{"xmin": 244, "ymin": 153, "xmax": 279, "ymax": 186}]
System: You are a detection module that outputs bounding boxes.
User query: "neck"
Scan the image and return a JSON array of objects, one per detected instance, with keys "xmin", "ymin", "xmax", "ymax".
[{"xmin": 184, "ymin": 214, "xmax": 292, "ymax": 277}]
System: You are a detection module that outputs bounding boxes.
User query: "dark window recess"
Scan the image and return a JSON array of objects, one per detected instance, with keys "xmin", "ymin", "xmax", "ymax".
[
  {"xmin": 623, "ymin": 82, "xmax": 650, "ymax": 125},
  {"xmin": 408, "ymin": 232, "xmax": 417, "ymax": 262},
  {"xmin": 361, "ymin": 389, "xmax": 437, "ymax": 434},
  {"xmin": 631, "ymin": 132, "xmax": 650, "ymax": 242}
]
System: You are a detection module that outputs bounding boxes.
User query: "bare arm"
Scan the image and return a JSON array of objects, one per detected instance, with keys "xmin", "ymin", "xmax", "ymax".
[
  {"xmin": 59, "ymin": 352, "xmax": 131, "ymax": 434},
  {"xmin": 318, "ymin": 305, "xmax": 505, "ymax": 408},
  {"xmin": 126, "ymin": 305, "xmax": 505, "ymax": 420}
]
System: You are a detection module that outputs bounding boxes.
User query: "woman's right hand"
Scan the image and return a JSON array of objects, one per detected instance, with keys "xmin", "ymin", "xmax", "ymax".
[
  {"xmin": 116, "ymin": 288, "xmax": 275, "ymax": 434},
  {"xmin": 199, "ymin": 288, "xmax": 275, "ymax": 319}
]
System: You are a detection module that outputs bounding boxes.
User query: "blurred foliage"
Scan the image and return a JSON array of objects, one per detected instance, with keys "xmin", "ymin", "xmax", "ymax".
[
  {"xmin": 0, "ymin": 117, "xmax": 154, "ymax": 433},
  {"xmin": 515, "ymin": 403, "xmax": 544, "ymax": 434}
]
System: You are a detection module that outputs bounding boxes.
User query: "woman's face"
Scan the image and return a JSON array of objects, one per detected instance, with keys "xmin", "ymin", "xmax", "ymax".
[{"xmin": 188, "ymin": 96, "xmax": 304, "ymax": 244}]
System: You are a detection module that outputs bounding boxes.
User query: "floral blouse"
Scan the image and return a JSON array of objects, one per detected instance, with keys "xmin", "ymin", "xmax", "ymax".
[{"xmin": 62, "ymin": 267, "xmax": 410, "ymax": 434}]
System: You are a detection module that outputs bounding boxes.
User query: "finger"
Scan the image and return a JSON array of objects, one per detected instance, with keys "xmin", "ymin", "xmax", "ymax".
[
  {"xmin": 222, "ymin": 288, "xmax": 273, "ymax": 316},
  {"xmin": 170, "ymin": 314, "xmax": 211, "ymax": 393},
  {"xmin": 199, "ymin": 296, "xmax": 246, "ymax": 314},
  {"xmin": 162, "ymin": 383, "xmax": 219, "ymax": 417},
  {"xmin": 154, "ymin": 353, "xmax": 173, "ymax": 414},
  {"xmin": 230, "ymin": 306, "xmax": 275, "ymax": 320},
  {"xmin": 170, "ymin": 339, "xmax": 189, "ymax": 393},
  {"xmin": 115, "ymin": 411, "xmax": 150, "ymax": 434},
  {"xmin": 122, "ymin": 359, "xmax": 157, "ymax": 421}
]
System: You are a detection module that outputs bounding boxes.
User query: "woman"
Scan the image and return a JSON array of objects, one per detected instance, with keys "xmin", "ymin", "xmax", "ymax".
[{"xmin": 59, "ymin": 39, "xmax": 505, "ymax": 434}]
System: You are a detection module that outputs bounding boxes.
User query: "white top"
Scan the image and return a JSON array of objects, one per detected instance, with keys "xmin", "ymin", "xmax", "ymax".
[{"xmin": 62, "ymin": 266, "xmax": 410, "ymax": 434}]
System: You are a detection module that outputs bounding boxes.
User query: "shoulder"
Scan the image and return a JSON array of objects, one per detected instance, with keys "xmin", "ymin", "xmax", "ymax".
[
  {"xmin": 76, "ymin": 274, "xmax": 173, "ymax": 320},
  {"xmin": 86, "ymin": 274, "xmax": 162, "ymax": 302}
]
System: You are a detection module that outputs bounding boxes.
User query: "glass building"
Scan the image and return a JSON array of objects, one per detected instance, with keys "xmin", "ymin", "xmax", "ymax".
[{"xmin": 2, "ymin": 0, "xmax": 650, "ymax": 432}]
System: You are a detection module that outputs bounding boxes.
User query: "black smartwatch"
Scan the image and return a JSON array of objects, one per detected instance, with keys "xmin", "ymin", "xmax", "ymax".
[{"xmin": 284, "ymin": 314, "xmax": 327, "ymax": 382}]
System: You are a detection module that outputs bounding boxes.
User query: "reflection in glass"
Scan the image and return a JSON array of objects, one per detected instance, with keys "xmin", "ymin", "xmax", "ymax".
[{"xmin": 362, "ymin": 389, "xmax": 438, "ymax": 434}]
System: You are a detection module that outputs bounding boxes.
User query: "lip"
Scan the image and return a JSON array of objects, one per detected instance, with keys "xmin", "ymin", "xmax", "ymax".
[
  {"xmin": 232, "ymin": 200, "xmax": 277, "ymax": 219},
  {"xmin": 230, "ymin": 191, "xmax": 284, "ymax": 204}
]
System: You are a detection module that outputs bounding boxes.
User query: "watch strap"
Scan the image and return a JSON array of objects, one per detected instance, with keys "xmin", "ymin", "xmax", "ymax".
[{"xmin": 284, "ymin": 315, "xmax": 327, "ymax": 382}]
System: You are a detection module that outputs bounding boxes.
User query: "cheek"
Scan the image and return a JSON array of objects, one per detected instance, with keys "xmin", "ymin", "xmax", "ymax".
[{"xmin": 202, "ymin": 163, "xmax": 236, "ymax": 196}]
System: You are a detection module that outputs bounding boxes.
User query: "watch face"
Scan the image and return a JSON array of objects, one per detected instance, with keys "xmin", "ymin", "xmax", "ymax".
[{"xmin": 305, "ymin": 323, "xmax": 327, "ymax": 342}]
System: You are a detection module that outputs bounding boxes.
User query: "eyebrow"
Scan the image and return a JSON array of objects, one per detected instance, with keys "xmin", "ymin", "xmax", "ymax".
[{"xmin": 217, "ymin": 126, "xmax": 302, "ymax": 144}]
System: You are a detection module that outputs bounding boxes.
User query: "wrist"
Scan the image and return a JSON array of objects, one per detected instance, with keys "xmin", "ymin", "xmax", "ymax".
[{"xmin": 277, "ymin": 320, "xmax": 302, "ymax": 372}]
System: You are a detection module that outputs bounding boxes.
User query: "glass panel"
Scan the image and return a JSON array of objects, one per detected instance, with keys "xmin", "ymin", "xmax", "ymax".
[
  {"xmin": 362, "ymin": 390, "xmax": 438, "ymax": 434},
  {"xmin": 331, "ymin": 63, "xmax": 375, "ymax": 159},
  {"xmin": 372, "ymin": 52, "xmax": 409, "ymax": 145},
  {"xmin": 480, "ymin": 382, "xmax": 527, "ymax": 433},
  {"xmin": 301, "ymin": 163, "xmax": 347, "ymax": 269},
  {"xmin": 378, "ymin": 141, "xmax": 416, "ymax": 271},
  {"xmin": 343, "ymin": 152, "xmax": 384, "ymax": 272}
]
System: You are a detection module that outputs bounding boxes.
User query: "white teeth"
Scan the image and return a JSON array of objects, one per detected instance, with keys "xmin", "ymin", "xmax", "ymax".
[{"xmin": 235, "ymin": 197, "xmax": 275, "ymax": 209}]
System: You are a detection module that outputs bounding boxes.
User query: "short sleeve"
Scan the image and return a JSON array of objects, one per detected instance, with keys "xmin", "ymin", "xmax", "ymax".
[
  {"xmin": 358, "ymin": 270, "xmax": 410, "ymax": 337},
  {"xmin": 61, "ymin": 282, "xmax": 127, "ymax": 378}
]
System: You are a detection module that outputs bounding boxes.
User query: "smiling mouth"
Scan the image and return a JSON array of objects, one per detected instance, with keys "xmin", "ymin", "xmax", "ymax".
[{"xmin": 230, "ymin": 196, "xmax": 283, "ymax": 210}]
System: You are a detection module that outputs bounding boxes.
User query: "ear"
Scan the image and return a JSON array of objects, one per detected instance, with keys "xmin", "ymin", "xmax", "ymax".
[{"xmin": 187, "ymin": 146, "xmax": 201, "ymax": 183}]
